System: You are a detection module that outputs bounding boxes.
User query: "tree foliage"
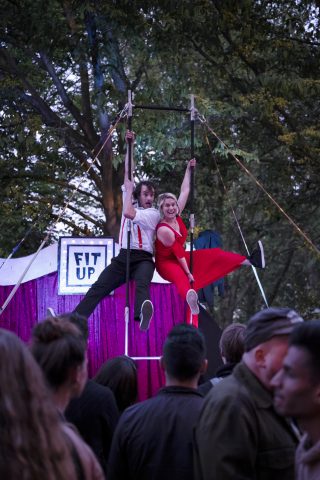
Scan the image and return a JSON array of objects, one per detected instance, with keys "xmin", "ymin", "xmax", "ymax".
[{"xmin": 0, "ymin": 0, "xmax": 319, "ymax": 322}]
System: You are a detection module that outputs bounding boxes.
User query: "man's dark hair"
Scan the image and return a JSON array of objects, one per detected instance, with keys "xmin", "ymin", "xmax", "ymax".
[
  {"xmin": 58, "ymin": 312, "xmax": 89, "ymax": 342},
  {"xmin": 290, "ymin": 320, "xmax": 320, "ymax": 382},
  {"xmin": 133, "ymin": 180, "xmax": 156, "ymax": 202},
  {"xmin": 219, "ymin": 323, "xmax": 246, "ymax": 364},
  {"xmin": 94, "ymin": 355, "xmax": 138, "ymax": 412},
  {"xmin": 163, "ymin": 324, "xmax": 206, "ymax": 381}
]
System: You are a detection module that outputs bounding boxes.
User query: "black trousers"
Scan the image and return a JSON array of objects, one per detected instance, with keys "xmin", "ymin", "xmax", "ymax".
[{"xmin": 74, "ymin": 249, "xmax": 155, "ymax": 320}]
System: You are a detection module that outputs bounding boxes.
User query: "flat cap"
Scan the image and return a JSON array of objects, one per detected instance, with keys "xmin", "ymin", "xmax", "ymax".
[{"xmin": 244, "ymin": 307, "xmax": 303, "ymax": 351}]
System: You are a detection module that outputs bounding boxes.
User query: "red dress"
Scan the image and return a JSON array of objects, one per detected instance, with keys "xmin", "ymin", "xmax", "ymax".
[{"xmin": 155, "ymin": 216, "xmax": 246, "ymax": 300}]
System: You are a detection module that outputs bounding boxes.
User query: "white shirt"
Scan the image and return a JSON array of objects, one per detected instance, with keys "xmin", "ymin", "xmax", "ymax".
[{"xmin": 119, "ymin": 187, "xmax": 160, "ymax": 254}]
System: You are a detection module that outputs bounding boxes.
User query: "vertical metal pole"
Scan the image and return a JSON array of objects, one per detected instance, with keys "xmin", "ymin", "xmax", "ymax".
[
  {"xmin": 125, "ymin": 90, "xmax": 133, "ymax": 356},
  {"xmin": 189, "ymin": 95, "xmax": 195, "ymax": 277},
  {"xmin": 188, "ymin": 95, "xmax": 196, "ymax": 325}
]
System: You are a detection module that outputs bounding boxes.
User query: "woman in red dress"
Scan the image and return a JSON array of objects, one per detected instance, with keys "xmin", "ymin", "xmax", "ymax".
[{"xmin": 155, "ymin": 160, "xmax": 265, "ymax": 317}]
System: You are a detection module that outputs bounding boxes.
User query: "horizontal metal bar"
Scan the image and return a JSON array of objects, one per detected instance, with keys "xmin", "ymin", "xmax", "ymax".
[
  {"xmin": 130, "ymin": 356, "xmax": 161, "ymax": 360},
  {"xmin": 133, "ymin": 104, "xmax": 189, "ymax": 113}
]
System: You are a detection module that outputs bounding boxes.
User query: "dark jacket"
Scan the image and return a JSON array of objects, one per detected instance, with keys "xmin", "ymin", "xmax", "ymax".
[
  {"xmin": 108, "ymin": 386, "xmax": 204, "ymax": 480},
  {"xmin": 194, "ymin": 362, "xmax": 299, "ymax": 480},
  {"xmin": 197, "ymin": 362, "xmax": 236, "ymax": 396},
  {"xmin": 65, "ymin": 380, "xmax": 119, "ymax": 476}
]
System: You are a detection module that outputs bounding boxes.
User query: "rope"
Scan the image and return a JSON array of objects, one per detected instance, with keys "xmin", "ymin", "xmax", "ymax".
[
  {"xmin": 5, "ymin": 96, "xmax": 317, "ymax": 317},
  {"xmin": 198, "ymin": 114, "xmax": 320, "ymax": 258},
  {"xmin": 0, "ymin": 104, "xmax": 129, "ymax": 316},
  {"xmin": 1, "ymin": 104, "xmax": 128, "ymax": 264},
  {"xmin": 0, "ymin": 225, "xmax": 34, "ymax": 272},
  {"xmin": 204, "ymin": 133, "xmax": 269, "ymax": 307}
]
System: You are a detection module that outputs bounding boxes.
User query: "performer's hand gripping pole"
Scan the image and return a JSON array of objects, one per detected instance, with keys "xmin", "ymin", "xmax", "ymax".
[{"xmin": 125, "ymin": 90, "xmax": 133, "ymax": 356}]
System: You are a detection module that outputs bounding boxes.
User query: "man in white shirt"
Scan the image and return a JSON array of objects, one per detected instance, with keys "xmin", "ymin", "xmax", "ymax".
[{"xmin": 73, "ymin": 130, "xmax": 160, "ymax": 330}]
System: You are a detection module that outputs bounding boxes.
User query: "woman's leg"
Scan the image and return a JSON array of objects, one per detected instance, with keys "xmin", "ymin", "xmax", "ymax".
[
  {"xmin": 156, "ymin": 260, "xmax": 191, "ymax": 299},
  {"xmin": 186, "ymin": 248, "xmax": 247, "ymax": 291},
  {"xmin": 156, "ymin": 259, "xmax": 199, "ymax": 325}
]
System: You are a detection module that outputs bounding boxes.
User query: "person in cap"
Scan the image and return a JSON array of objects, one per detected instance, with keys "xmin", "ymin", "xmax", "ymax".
[
  {"xmin": 193, "ymin": 307, "xmax": 303, "ymax": 480},
  {"xmin": 272, "ymin": 320, "xmax": 320, "ymax": 480}
]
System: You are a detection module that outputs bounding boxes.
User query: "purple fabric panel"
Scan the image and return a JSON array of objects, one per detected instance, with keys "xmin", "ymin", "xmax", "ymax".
[
  {"xmin": 0, "ymin": 279, "xmax": 38, "ymax": 342},
  {"xmin": 0, "ymin": 273, "xmax": 186, "ymax": 400},
  {"xmin": 36, "ymin": 272, "xmax": 86, "ymax": 322}
]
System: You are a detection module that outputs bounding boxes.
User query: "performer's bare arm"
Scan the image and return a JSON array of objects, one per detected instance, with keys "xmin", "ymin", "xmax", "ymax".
[
  {"xmin": 177, "ymin": 158, "xmax": 196, "ymax": 214},
  {"xmin": 178, "ymin": 257, "xmax": 195, "ymax": 283},
  {"xmin": 123, "ymin": 130, "xmax": 136, "ymax": 220},
  {"xmin": 157, "ymin": 226, "xmax": 195, "ymax": 283},
  {"xmin": 123, "ymin": 178, "xmax": 136, "ymax": 219},
  {"xmin": 124, "ymin": 130, "xmax": 135, "ymax": 181}
]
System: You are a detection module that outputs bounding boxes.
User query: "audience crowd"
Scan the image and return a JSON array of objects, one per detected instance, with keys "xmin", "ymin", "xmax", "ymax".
[{"xmin": 1, "ymin": 305, "xmax": 319, "ymax": 480}]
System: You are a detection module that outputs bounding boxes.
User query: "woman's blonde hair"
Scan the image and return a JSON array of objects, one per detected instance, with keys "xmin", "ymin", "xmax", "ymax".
[{"xmin": 157, "ymin": 193, "xmax": 180, "ymax": 218}]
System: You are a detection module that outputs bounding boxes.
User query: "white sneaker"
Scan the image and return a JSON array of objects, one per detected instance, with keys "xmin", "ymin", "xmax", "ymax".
[
  {"xmin": 139, "ymin": 300, "xmax": 154, "ymax": 331},
  {"xmin": 47, "ymin": 307, "xmax": 56, "ymax": 318},
  {"xmin": 186, "ymin": 289, "xmax": 199, "ymax": 315}
]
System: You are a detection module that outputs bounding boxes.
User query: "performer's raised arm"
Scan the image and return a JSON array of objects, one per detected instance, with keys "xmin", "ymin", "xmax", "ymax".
[
  {"xmin": 177, "ymin": 158, "xmax": 196, "ymax": 214},
  {"xmin": 123, "ymin": 130, "xmax": 136, "ymax": 220},
  {"xmin": 124, "ymin": 130, "xmax": 135, "ymax": 181},
  {"xmin": 123, "ymin": 178, "xmax": 136, "ymax": 220}
]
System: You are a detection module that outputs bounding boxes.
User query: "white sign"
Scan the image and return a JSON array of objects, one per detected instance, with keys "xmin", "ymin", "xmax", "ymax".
[{"xmin": 58, "ymin": 237, "xmax": 115, "ymax": 294}]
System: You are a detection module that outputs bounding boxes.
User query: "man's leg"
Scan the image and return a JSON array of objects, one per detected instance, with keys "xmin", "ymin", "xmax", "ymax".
[
  {"xmin": 74, "ymin": 254, "xmax": 126, "ymax": 318},
  {"xmin": 131, "ymin": 259, "xmax": 155, "ymax": 322}
]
